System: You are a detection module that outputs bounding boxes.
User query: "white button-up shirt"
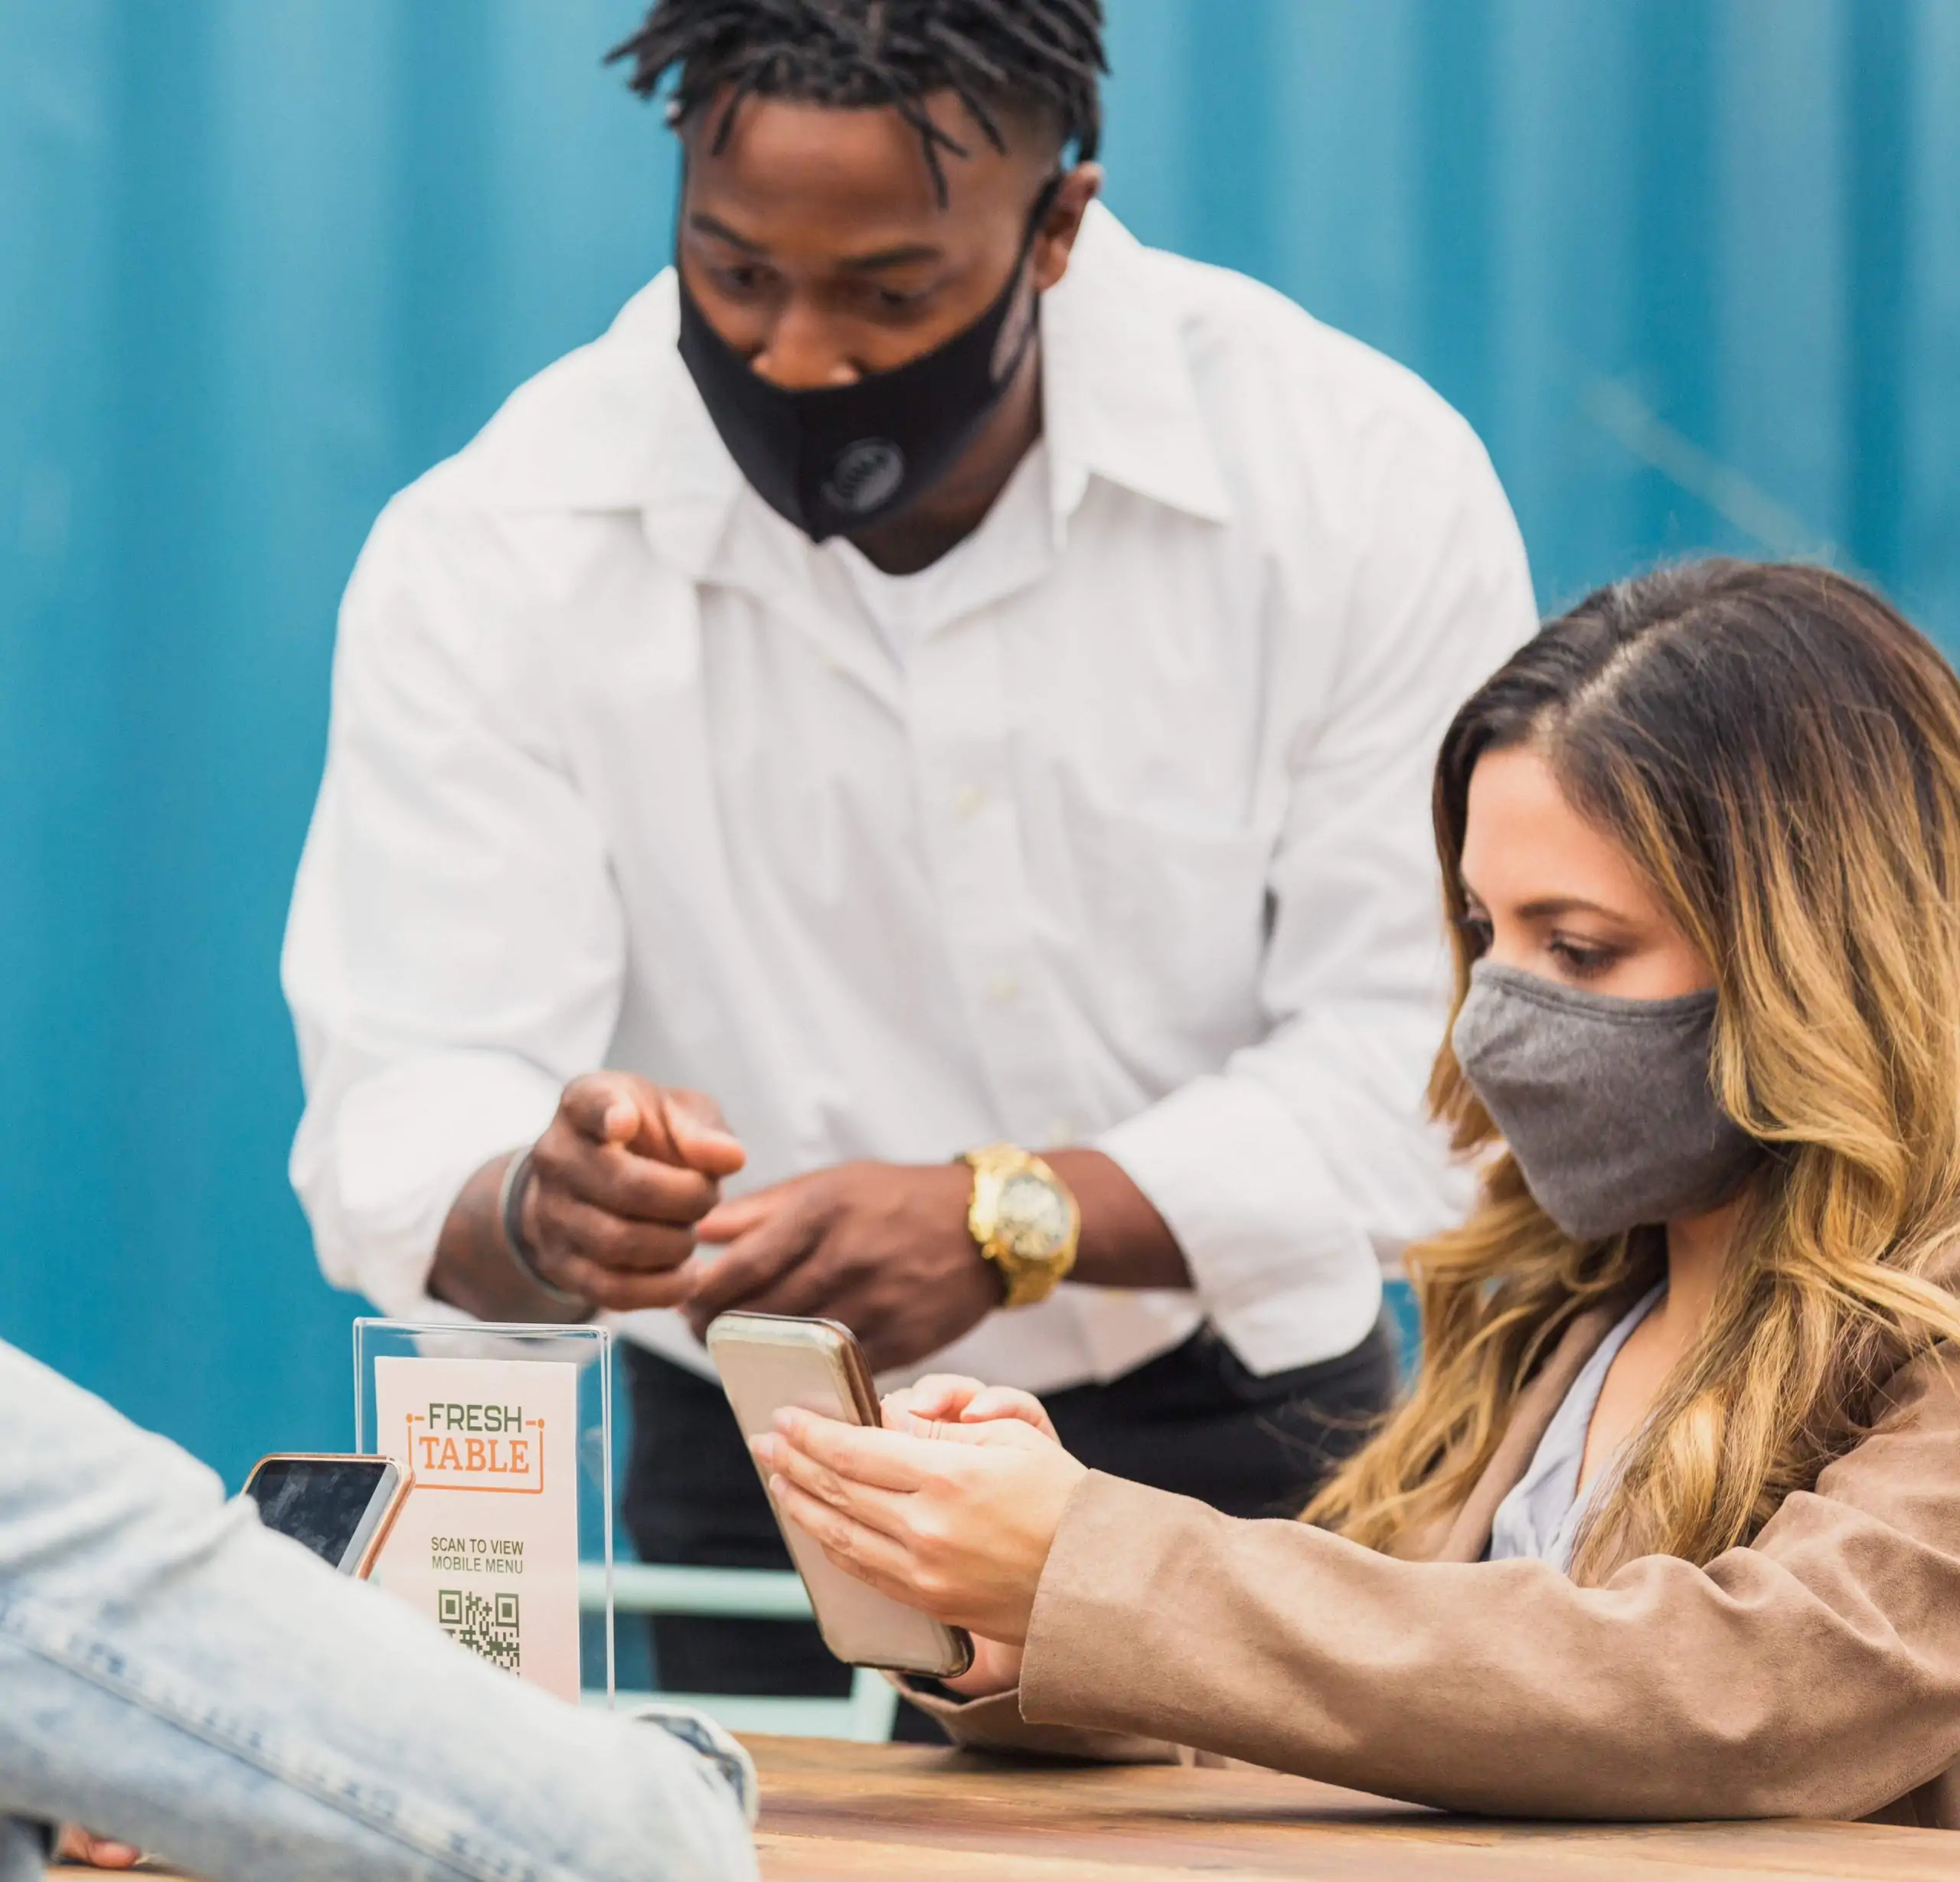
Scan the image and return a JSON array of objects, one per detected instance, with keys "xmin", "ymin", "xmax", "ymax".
[{"xmin": 283, "ymin": 204, "xmax": 1536, "ymax": 1394}]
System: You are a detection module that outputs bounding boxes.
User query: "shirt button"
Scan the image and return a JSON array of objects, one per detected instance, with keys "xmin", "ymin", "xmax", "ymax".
[
  {"xmin": 953, "ymin": 783, "xmax": 987, "ymax": 819},
  {"xmin": 987, "ymin": 974, "xmax": 1021, "ymax": 1006}
]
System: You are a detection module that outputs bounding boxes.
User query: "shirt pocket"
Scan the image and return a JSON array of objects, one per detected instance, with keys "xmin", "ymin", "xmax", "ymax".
[{"xmin": 1057, "ymin": 803, "xmax": 1273, "ymax": 1059}]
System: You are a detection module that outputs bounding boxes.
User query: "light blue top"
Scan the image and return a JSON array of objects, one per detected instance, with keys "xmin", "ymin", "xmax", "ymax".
[{"xmin": 1488, "ymin": 1281, "xmax": 1668, "ymax": 1573}]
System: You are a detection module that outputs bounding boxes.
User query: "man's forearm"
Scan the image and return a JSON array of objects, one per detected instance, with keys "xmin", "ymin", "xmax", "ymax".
[
  {"xmin": 1047, "ymin": 1148, "xmax": 1191, "ymax": 1290},
  {"xmin": 427, "ymin": 1155, "xmax": 593, "ymax": 1325}
]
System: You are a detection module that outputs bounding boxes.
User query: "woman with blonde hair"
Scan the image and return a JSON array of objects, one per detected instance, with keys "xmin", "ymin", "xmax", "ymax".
[{"xmin": 759, "ymin": 560, "xmax": 1960, "ymax": 1825}]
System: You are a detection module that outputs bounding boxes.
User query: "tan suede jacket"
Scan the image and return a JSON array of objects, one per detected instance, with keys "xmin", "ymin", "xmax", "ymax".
[{"xmin": 905, "ymin": 1305, "xmax": 1960, "ymax": 1828}]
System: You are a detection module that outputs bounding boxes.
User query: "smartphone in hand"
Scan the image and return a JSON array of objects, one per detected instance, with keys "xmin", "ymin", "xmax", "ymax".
[{"xmin": 707, "ymin": 1312, "xmax": 974, "ymax": 1678}]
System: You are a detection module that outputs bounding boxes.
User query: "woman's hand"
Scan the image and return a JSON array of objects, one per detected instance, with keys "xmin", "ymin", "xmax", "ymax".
[
  {"xmin": 868, "ymin": 1379, "xmax": 1054, "ymax": 1695},
  {"xmin": 865, "ymin": 1378, "xmax": 1054, "ymax": 1694},
  {"xmin": 882, "ymin": 1373, "xmax": 1060, "ymax": 1443},
  {"xmin": 755, "ymin": 1407, "xmax": 1086, "ymax": 1645}
]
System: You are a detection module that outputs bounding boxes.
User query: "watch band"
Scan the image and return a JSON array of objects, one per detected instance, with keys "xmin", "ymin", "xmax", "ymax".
[{"xmin": 497, "ymin": 1150, "xmax": 586, "ymax": 1307}]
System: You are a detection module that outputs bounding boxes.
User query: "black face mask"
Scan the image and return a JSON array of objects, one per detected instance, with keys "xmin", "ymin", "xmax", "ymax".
[{"xmin": 675, "ymin": 179, "xmax": 1060, "ymax": 543}]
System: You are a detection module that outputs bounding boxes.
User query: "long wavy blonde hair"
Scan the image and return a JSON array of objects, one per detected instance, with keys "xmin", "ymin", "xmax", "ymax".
[{"xmin": 1306, "ymin": 560, "xmax": 1960, "ymax": 1581}]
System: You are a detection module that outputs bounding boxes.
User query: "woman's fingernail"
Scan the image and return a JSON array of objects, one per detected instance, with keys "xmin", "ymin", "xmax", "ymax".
[
  {"xmin": 774, "ymin": 1407, "xmax": 804, "ymax": 1436},
  {"xmin": 752, "ymin": 1434, "xmax": 780, "ymax": 1466}
]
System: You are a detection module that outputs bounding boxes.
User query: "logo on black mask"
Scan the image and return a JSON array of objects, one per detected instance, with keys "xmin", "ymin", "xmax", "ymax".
[{"xmin": 821, "ymin": 439, "xmax": 908, "ymax": 516}]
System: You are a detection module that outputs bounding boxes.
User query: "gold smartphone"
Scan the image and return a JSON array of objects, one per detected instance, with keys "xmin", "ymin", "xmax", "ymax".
[
  {"xmin": 242, "ymin": 1453, "xmax": 413, "ymax": 1580},
  {"xmin": 707, "ymin": 1312, "xmax": 975, "ymax": 1678}
]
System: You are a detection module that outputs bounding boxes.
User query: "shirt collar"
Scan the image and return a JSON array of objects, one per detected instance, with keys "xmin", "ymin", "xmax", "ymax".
[
  {"xmin": 482, "ymin": 202, "xmax": 1233, "ymax": 576},
  {"xmin": 1038, "ymin": 201, "xmax": 1234, "ymax": 534}
]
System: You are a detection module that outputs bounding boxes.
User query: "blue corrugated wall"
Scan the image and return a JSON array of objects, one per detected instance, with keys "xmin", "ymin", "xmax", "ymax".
[{"xmin": 4, "ymin": 0, "xmax": 1958, "ymax": 1482}]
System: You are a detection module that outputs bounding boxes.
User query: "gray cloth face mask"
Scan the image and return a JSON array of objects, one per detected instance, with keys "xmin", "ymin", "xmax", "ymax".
[{"xmin": 1451, "ymin": 960, "xmax": 1763, "ymax": 1242}]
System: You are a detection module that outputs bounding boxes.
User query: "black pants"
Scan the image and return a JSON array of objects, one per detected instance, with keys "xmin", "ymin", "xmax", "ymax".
[{"xmin": 621, "ymin": 1315, "xmax": 1396, "ymax": 1722}]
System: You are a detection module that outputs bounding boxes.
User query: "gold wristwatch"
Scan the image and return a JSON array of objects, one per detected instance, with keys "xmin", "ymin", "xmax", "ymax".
[{"xmin": 960, "ymin": 1143, "xmax": 1080, "ymax": 1309}]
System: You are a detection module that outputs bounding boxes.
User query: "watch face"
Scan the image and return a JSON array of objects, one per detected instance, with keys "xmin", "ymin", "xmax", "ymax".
[{"xmin": 997, "ymin": 1171, "xmax": 1073, "ymax": 1260}]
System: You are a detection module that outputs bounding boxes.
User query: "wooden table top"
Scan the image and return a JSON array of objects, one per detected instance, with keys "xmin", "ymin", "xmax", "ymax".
[
  {"xmin": 55, "ymin": 1732, "xmax": 1954, "ymax": 1880},
  {"xmin": 745, "ymin": 1735, "xmax": 1957, "ymax": 1881}
]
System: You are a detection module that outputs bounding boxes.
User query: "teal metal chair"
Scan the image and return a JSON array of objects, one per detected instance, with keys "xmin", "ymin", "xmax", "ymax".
[{"xmin": 580, "ymin": 1563, "xmax": 899, "ymax": 1740}]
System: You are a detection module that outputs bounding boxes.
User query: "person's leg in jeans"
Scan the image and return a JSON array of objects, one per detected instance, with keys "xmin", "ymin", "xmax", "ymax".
[
  {"xmin": 0, "ymin": 1819, "xmax": 44, "ymax": 1882},
  {"xmin": 0, "ymin": 1341, "xmax": 754, "ymax": 1882}
]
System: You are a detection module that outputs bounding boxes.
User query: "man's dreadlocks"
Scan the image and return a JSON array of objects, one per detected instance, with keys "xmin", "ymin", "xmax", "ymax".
[{"xmin": 606, "ymin": 0, "xmax": 1106, "ymax": 201}]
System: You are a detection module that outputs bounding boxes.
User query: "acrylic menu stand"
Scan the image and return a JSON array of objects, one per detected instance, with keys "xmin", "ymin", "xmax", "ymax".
[{"xmin": 354, "ymin": 1318, "xmax": 615, "ymax": 1706}]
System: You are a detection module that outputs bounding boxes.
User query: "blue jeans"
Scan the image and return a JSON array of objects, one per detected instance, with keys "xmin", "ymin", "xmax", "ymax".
[{"xmin": 0, "ymin": 1340, "xmax": 755, "ymax": 1881}]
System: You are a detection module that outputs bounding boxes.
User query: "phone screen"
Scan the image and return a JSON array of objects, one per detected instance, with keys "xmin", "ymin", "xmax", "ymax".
[{"xmin": 246, "ymin": 1457, "xmax": 397, "ymax": 1573}]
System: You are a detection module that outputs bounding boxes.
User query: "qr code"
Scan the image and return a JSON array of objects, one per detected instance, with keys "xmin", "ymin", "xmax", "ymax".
[{"xmin": 438, "ymin": 1588, "xmax": 520, "ymax": 1673}]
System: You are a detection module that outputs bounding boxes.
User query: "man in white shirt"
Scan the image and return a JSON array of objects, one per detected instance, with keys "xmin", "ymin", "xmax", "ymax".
[{"xmin": 284, "ymin": 0, "xmax": 1535, "ymax": 1712}]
